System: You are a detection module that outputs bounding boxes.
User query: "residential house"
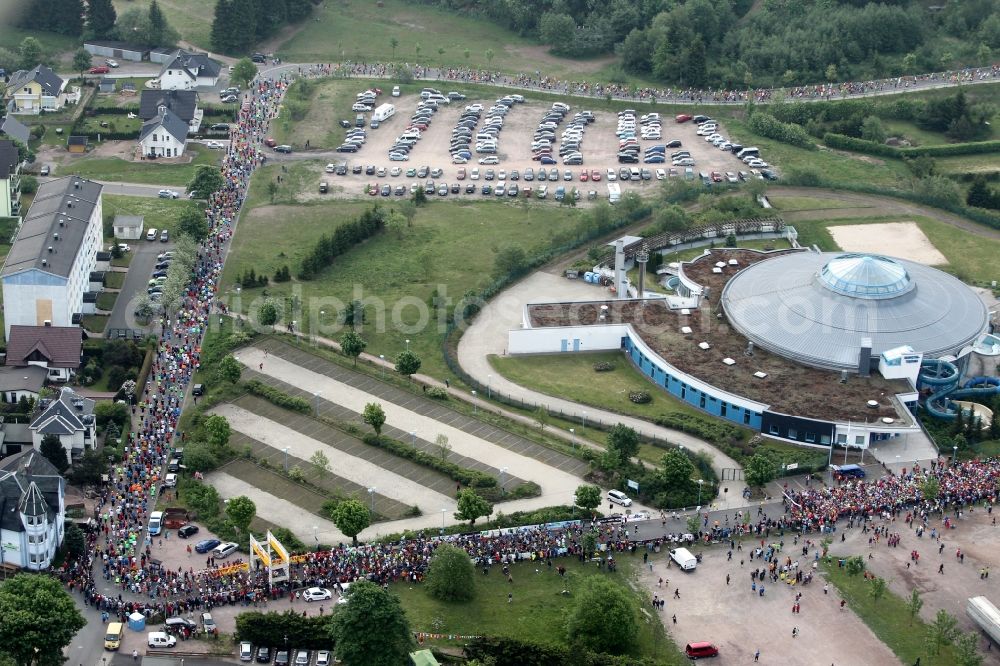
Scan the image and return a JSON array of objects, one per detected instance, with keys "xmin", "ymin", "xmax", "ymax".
[
  {"xmin": 0, "ymin": 139, "xmax": 22, "ymax": 217},
  {"xmin": 138, "ymin": 107, "xmax": 188, "ymax": 158},
  {"xmin": 29, "ymin": 386, "xmax": 96, "ymax": 465},
  {"xmin": 156, "ymin": 50, "xmax": 221, "ymax": 90},
  {"xmin": 0, "ymin": 177, "xmax": 104, "ymax": 338},
  {"xmin": 112, "ymin": 215, "xmax": 144, "ymax": 240},
  {"xmin": 5, "ymin": 324, "xmax": 83, "ymax": 383},
  {"xmin": 0, "ymin": 449, "xmax": 66, "ymax": 571},
  {"xmin": 0, "ymin": 115, "xmax": 31, "ymax": 146},
  {"xmin": 0, "ymin": 365, "xmax": 47, "ymax": 404},
  {"xmin": 139, "ymin": 89, "xmax": 202, "ymax": 133},
  {"xmin": 6, "ymin": 65, "xmax": 68, "ymax": 114}
]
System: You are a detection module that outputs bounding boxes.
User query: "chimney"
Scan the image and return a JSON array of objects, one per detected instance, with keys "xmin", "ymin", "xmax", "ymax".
[
  {"xmin": 636, "ymin": 244, "xmax": 649, "ymax": 300},
  {"xmin": 158, "ymin": 104, "xmax": 167, "ymax": 116},
  {"xmin": 858, "ymin": 337, "xmax": 873, "ymax": 377},
  {"xmin": 615, "ymin": 239, "xmax": 627, "ymax": 300},
  {"xmin": 47, "ymin": 246, "xmax": 53, "ymax": 253},
  {"xmin": 53, "ymin": 233, "xmax": 59, "ymax": 241}
]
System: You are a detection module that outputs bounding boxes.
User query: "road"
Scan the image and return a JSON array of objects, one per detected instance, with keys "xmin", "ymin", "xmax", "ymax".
[
  {"xmin": 39, "ymin": 178, "xmax": 188, "ymax": 199},
  {"xmin": 106, "ymin": 241, "xmax": 163, "ymax": 334}
]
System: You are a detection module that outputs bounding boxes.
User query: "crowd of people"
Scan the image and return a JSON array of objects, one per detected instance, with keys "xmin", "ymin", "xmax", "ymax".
[{"xmin": 322, "ymin": 60, "xmax": 1000, "ymax": 105}]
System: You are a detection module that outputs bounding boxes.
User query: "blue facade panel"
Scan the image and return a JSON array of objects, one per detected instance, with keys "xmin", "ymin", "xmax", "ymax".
[{"xmin": 624, "ymin": 336, "xmax": 763, "ymax": 430}]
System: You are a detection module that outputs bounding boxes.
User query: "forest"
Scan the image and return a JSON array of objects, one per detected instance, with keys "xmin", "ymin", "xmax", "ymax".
[{"xmin": 406, "ymin": 0, "xmax": 1000, "ymax": 87}]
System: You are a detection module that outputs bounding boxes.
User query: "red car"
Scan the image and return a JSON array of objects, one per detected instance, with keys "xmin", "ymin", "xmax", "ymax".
[
  {"xmin": 590, "ymin": 170, "xmax": 602, "ymax": 182},
  {"xmin": 88, "ymin": 66, "xmax": 110, "ymax": 74},
  {"xmin": 675, "ymin": 114, "xmax": 693, "ymax": 123},
  {"xmin": 579, "ymin": 170, "xmax": 588, "ymax": 182},
  {"xmin": 264, "ymin": 137, "xmax": 276, "ymax": 147},
  {"xmin": 711, "ymin": 171, "xmax": 723, "ymax": 182}
]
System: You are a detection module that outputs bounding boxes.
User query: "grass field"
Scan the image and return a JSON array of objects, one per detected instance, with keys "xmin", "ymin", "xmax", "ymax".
[
  {"xmin": 77, "ymin": 115, "xmax": 143, "ymax": 136},
  {"xmin": 392, "ymin": 556, "xmax": 684, "ymax": 662},
  {"xmin": 112, "ymin": 0, "xmax": 213, "ymax": 50},
  {"xmin": 770, "ymin": 196, "xmax": 877, "ymax": 212},
  {"xmin": 0, "ymin": 25, "xmax": 78, "ymax": 63},
  {"xmin": 821, "ymin": 559, "xmax": 959, "ymax": 666},
  {"xmin": 933, "ymin": 153, "xmax": 1000, "ymax": 175},
  {"xmin": 102, "ymin": 195, "xmax": 204, "ymax": 237},
  {"xmin": 225, "ymin": 180, "xmax": 586, "ymax": 379},
  {"xmin": 105, "ymin": 271, "xmax": 125, "ymax": 289},
  {"xmin": 67, "ymin": 145, "xmax": 220, "ymax": 186},
  {"xmin": 269, "ymin": 80, "xmax": 359, "ymax": 150}
]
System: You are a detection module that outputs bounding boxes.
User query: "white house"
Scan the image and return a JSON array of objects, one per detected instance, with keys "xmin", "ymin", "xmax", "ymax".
[
  {"xmin": 0, "ymin": 177, "xmax": 104, "ymax": 339},
  {"xmin": 0, "ymin": 449, "xmax": 66, "ymax": 571},
  {"xmin": 140, "ymin": 89, "xmax": 202, "ymax": 134},
  {"xmin": 139, "ymin": 107, "xmax": 188, "ymax": 158},
  {"xmin": 0, "ymin": 139, "xmax": 22, "ymax": 218},
  {"xmin": 113, "ymin": 215, "xmax": 144, "ymax": 240},
  {"xmin": 29, "ymin": 386, "xmax": 96, "ymax": 466},
  {"xmin": 156, "ymin": 50, "xmax": 221, "ymax": 90}
]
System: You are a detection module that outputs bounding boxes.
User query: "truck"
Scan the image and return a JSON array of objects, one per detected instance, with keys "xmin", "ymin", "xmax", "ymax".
[
  {"xmin": 372, "ymin": 103, "xmax": 395, "ymax": 123},
  {"xmin": 967, "ymin": 597, "xmax": 1000, "ymax": 644},
  {"xmin": 669, "ymin": 547, "xmax": 698, "ymax": 571},
  {"xmin": 607, "ymin": 182, "xmax": 621, "ymax": 204}
]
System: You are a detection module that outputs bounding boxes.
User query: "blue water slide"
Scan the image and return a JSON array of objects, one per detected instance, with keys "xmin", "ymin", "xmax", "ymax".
[{"xmin": 919, "ymin": 362, "xmax": 1000, "ymax": 419}]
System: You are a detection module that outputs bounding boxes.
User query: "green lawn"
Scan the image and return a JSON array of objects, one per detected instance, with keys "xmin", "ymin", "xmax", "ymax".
[
  {"xmin": 225, "ymin": 181, "xmax": 586, "ymax": 380},
  {"xmin": 392, "ymin": 557, "xmax": 684, "ymax": 663},
  {"xmin": 76, "ymin": 115, "xmax": 142, "ymax": 136},
  {"xmin": 112, "ymin": 0, "xmax": 213, "ymax": 50},
  {"xmin": 102, "ymin": 195, "xmax": 204, "ymax": 237},
  {"xmin": 724, "ymin": 119, "xmax": 911, "ymax": 187},
  {"xmin": 933, "ymin": 153, "xmax": 1000, "ymax": 175},
  {"xmin": 770, "ymin": 195, "xmax": 877, "ymax": 212},
  {"xmin": 0, "ymin": 26, "xmax": 79, "ymax": 62},
  {"xmin": 489, "ymin": 351, "xmax": 706, "ymax": 425},
  {"xmin": 67, "ymin": 145, "xmax": 220, "ymax": 186},
  {"xmin": 96, "ymin": 292, "xmax": 118, "ymax": 311},
  {"xmin": 881, "ymin": 120, "xmax": 953, "ymax": 147},
  {"xmin": 821, "ymin": 559, "xmax": 959, "ymax": 666},
  {"xmin": 269, "ymin": 80, "xmax": 359, "ymax": 150},
  {"xmin": 82, "ymin": 314, "xmax": 109, "ymax": 333},
  {"xmin": 105, "ymin": 271, "xmax": 125, "ymax": 289}
]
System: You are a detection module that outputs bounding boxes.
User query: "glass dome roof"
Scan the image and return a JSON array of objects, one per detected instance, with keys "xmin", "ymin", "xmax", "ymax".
[{"xmin": 818, "ymin": 253, "xmax": 913, "ymax": 300}]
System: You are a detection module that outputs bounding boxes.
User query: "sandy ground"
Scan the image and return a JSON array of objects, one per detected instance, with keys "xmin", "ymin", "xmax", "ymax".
[
  {"xmin": 828, "ymin": 222, "xmax": 948, "ymax": 266},
  {"xmin": 297, "ymin": 90, "xmax": 744, "ymax": 198},
  {"xmin": 638, "ymin": 509, "xmax": 1000, "ymax": 665},
  {"xmin": 210, "ymin": 402, "xmax": 454, "ymax": 511}
]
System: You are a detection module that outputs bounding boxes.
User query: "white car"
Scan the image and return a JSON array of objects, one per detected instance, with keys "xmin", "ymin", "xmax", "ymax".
[
  {"xmin": 164, "ymin": 473, "xmax": 177, "ymax": 487},
  {"xmin": 337, "ymin": 582, "xmax": 352, "ymax": 604},
  {"xmin": 203, "ymin": 140, "xmax": 223, "ymax": 149},
  {"xmin": 213, "ymin": 542, "xmax": 239, "ymax": 558},
  {"xmin": 392, "ymin": 85, "xmax": 400, "ymax": 97},
  {"xmin": 655, "ymin": 169, "xmax": 666, "ymax": 180},
  {"xmin": 157, "ymin": 189, "xmax": 178, "ymax": 199},
  {"xmin": 303, "ymin": 587, "xmax": 332, "ymax": 602},
  {"xmin": 470, "ymin": 167, "xmax": 480, "ymax": 180},
  {"xmin": 106, "ymin": 59, "xmax": 119, "ymax": 68},
  {"xmin": 390, "ymin": 166, "xmax": 402, "ymax": 176},
  {"xmin": 316, "ymin": 651, "xmax": 331, "ymax": 666},
  {"xmin": 606, "ymin": 168, "xmax": 617, "ymax": 182},
  {"xmin": 351, "ymin": 103, "xmax": 372, "ymax": 112},
  {"xmin": 478, "ymin": 155, "xmax": 499, "ymax": 165},
  {"xmin": 608, "ymin": 489, "xmax": 632, "ymax": 507},
  {"xmin": 116, "ymin": 243, "xmax": 130, "ymax": 253},
  {"xmin": 325, "ymin": 163, "xmax": 336, "ymax": 173}
]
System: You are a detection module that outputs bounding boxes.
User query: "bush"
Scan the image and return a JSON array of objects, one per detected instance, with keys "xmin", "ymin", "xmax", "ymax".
[
  {"xmin": 298, "ymin": 207, "xmax": 386, "ymax": 280},
  {"xmin": 593, "ymin": 361, "xmax": 616, "ymax": 372},
  {"xmin": 747, "ymin": 112, "xmax": 816, "ymax": 149},
  {"xmin": 243, "ymin": 379, "xmax": 312, "ymax": 413},
  {"xmin": 19, "ymin": 175, "xmax": 38, "ymax": 194},
  {"xmin": 628, "ymin": 390, "xmax": 651, "ymax": 404},
  {"xmin": 361, "ymin": 433, "xmax": 496, "ymax": 487},
  {"xmin": 654, "ymin": 412, "xmax": 745, "ymax": 447},
  {"xmin": 425, "ymin": 386, "xmax": 448, "ymax": 400}
]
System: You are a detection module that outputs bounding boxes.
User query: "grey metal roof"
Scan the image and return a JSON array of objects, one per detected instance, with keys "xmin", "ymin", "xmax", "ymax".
[
  {"xmin": 0, "ymin": 450, "xmax": 63, "ymax": 531},
  {"xmin": 0, "ymin": 365, "xmax": 47, "ymax": 393},
  {"xmin": 1, "ymin": 177, "xmax": 103, "ymax": 278},
  {"xmin": 720, "ymin": 251, "xmax": 989, "ymax": 372},
  {"xmin": 1, "ymin": 115, "xmax": 30, "ymax": 145},
  {"xmin": 30, "ymin": 386, "xmax": 94, "ymax": 435},
  {"xmin": 8, "ymin": 65, "xmax": 64, "ymax": 97},
  {"xmin": 114, "ymin": 215, "xmax": 143, "ymax": 228},
  {"xmin": 0, "ymin": 140, "xmax": 18, "ymax": 179},
  {"xmin": 158, "ymin": 50, "xmax": 221, "ymax": 81},
  {"xmin": 139, "ymin": 107, "xmax": 188, "ymax": 144},
  {"xmin": 139, "ymin": 90, "xmax": 197, "ymax": 122}
]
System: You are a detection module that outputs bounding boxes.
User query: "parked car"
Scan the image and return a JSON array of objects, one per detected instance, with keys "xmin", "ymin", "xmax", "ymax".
[
  {"xmin": 195, "ymin": 539, "xmax": 221, "ymax": 554},
  {"xmin": 158, "ymin": 189, "xmax": 178, "ymax": 199},
  {"xmin": 213, "ymin": 542, "xmax": 239, "ymax": 558},
  {"xmin": 39, "ymin": 165, "xmax": 50, "ymax": 176},
  {"xmin": 88, "ymin": 66, "xmax": 110, "ymax": 74},
  {"xmin": 256, "ymin": 647, "xmax": 271, "ymax": 663},
  {"xmin": 303, "ymin": 587, "xmax": 332, "ymax": 602}
]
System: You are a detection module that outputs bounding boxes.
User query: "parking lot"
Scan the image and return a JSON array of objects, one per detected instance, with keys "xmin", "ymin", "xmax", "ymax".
[{"xmin": 307, "ymin": 89, "xmax": 755, "ymax": 201}]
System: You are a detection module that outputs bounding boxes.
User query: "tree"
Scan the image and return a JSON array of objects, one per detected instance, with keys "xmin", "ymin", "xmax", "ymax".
[
  {"xmin": 331, "ymin": 581, "xmax": 414, "ymax": 666},
  {"xmin": 309, "ymin": 450, "xmax": 330, "ymax": 478},
  {"xmin": 40, "ymin": 433, "xmax": 68, "ymax": 473},
  {"xmin": 454, "ymin": 488, "xmax": 492, "ymax": 525},
  {"xmin": 860, "ymin": 116, "xmax": 887, "ymax": 144},
  {"xmin": 574, "ymin": 484, "xmax": 601, "ymax": 515},
  {"xmin": 659, "ymin": 449, "xmax": 695, "ymax": 488},
  {"xmin": 967, "ymin": 177, "xmax": 998, "ymax": 209},
  {"xmin": 0, "ymin": 574, "xmax": 86, "ymax": 666},
  {"xmin": 114, "ymin": 8, "xmax": 153, "ymax": 46},
  {"xmin": 954, "ymin": 631, "xmax": 984, "ymax": 666},
  {"xmin": 493, "ymin": 246, "xmax": 528, "ymax": 277},
  {"xmin": 390, "ymin": 37, "xmax": 399, "ymax": 60},
  {"xmin": 485, "ymin": 49, "xmax": 494, "ymax": 65},
  {"xmin": 73, "ymin": 48, "xmax": 92, "ymax": 80},
  {"xmin": 435, "ymin": 434, "xmax": 450, "ymax": 461},
  {"xmin": 340, "ymin": 330, "xmax": 366, "ymax": 366},
  {"xmin": 652, "ymin": 203, "xmax": 689, "ymax": 233},
  {"xmin": 69, "ymin": 447, "xmax": 107, "ymax": 485},
  {"xmin": 845, "ymin": 555, "xmax": 866, "ymax": 576},
  {"xmin": 539, "ymin": 13, "xmax": 577, "ymax": 53},
  {"xmin": 18, "ymin": 37, "xmax": 43, "ymax": 70},
  {"xmin": 926, "ymin": 609, "xmax": 959, "ymax": 655},
  {"xmin": 331, "ymin": 498, "xmax": 370, "ymax": 546},
  {"xmin": 86, "ymin": 0, "xmax": 117, "ymax": 39},
  {"xmin": 182, "ymin": 441, "xmax": 219, "ymax": 472},
  {"xmin": 395, "ymin": 349, "xmax": 421, "ymax": 378},
  {"xmin": 187, "ymin": 165, "xmax": 225, "ymax": 199},
  {"xmin": 147, "ymin": 0, "xmax": 168, "ymax": 43},
  {"xmin": 686, "ymin": 514, "xmax": 701, "ymax": 536},
  {"xmin": 63, "ymin": 522, "xmax": 86, "ymax": 559},
  {"xmin": 200, "ymin": 416, "xmax": 230, "ymax": 450},
  {"xmin": 225, "ymin": 495, "xmax": 256, "ymax": 533},
  {"xmin": 906, "ymin": 588, "xmax": 924, "ymax": 626},
  {"xmin": 362, "ymin": 402, "xmax": 386, "ymax": 436},
  {"xmin": 231, "ymin": 58, "xmax": 258, "ymax": 89},
  {"xmin": 580, "ymin": 530, "xmax": 598, "ymax": 558},
  {"xmin": 425, "ymin": 543, "xmax": 476, "ymax": 601},
  {"xmin": 744, "ymin": 452, "xmax": 778, "ymax": 488},
  {"xmin": 869, "ymin": 576, "xmax": 888, "ymax": 605},
  {"xmin": 606, "ymin": 424, "xmax": 640, "ymax": 464},
  {"xmin": 565, "ymin": 577, "xmax": 638, "ymax": 654},
  {"xmin": 267, "ymin": 180, "xmax": 279, "ymax": 203},
  {"xmin": 258, "ymin": 300, "xmax": 279, "ymax": 327},
  {"xmin": 177, "ymin": 207, "xmax": 209, "ymax": 241},
  {"xmin": 921, "ymin": 476, "xmax": 940, "ymax": 503},
  {"xmin": 218, "ymin": 354, "xmax": 242, "ymax": 383}
]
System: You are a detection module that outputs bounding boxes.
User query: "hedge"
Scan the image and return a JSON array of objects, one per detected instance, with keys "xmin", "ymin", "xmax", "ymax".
[
  {"xmin": 243, "ymin": 379, "xmax": 312, "ymax": 413},
  {"xmin": 747, "ymin": 111, "xmax": 816, "ymax": 150},
  {"xmin": 361, "ymin": 432, "xmax": 497, "ymax": 487},
  {"xmin": 654, "ymin": 412, "xmax": 746, "ymax": 448},
  {"xmin": 824, "ymin": 132, "xmax": 1000, "ymax": 159}
]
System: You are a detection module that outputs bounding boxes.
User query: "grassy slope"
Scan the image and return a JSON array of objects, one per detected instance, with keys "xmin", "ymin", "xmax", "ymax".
[
  {"xmin": 393, "ymin": 557, "xmax": 684, "ymax": 663},
  {"xmin": 66, "ymin": 145, "xmax": 221, "ymax": 186},
  {"xmin": 224, "ymin": 179, "xmax": 585, "ymax": 380},
  {"xmin": 111, "ymin": 0, "xmax": 213, "ymax": 50}
]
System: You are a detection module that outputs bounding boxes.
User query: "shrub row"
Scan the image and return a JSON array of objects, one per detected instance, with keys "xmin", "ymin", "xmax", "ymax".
[
  {"xmin": 361, "ymin": 432, "xmax": 497, "ymax": 488},
  {"xmin": 298, "ymin": 206, "xmax": 385, "ymax": 280},
  {"xmin": 243, "ymin": 379, "xmax": 312, "ymax": 413},
  {"xmin": 747, "ymin": 111, "xmax": 816, "ymax": 150},
  {"xmin": 654, "ymin": 412, "xmax": 746, "ymax": 447},
  {"xmin": 824, "ymin": 132, "xmax": 1000, "ymax": 159},
  {"xmin": 71, "ymin": 130, "xmax": 137, "ymax": 141},
  {"xmin": 378, "ymin": 505, "xmax": 587, "ymax": 543}
]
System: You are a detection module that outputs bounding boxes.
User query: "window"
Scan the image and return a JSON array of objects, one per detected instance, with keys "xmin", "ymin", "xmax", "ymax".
[
  {"xmin": 152, "ymin": 134, "xmax": 157, "ymax": 142},
  {"xmin": 720, "ymin": 403, "xmax": 727, "ymax": 418},
  {"xmin": 788, "ymin": 428, "xmax": 798, "ymax": 440},
  {"xmin": 855, "ymin": 435, "xmax": 865, "ymax": 446},
  {"xmin": 820, "ymin": 435, "xmax": 831, "ymax": 445},
  {"xmin": 768, "ymin": 424, "xmax": 779, "ymax": 436},
  {"xmin": 699, "ymin": 395, "xmax": 706, "ymax": 408},
  {"xmin": 805, "ymin": 432, "xmax": 816, "ymax": 443},
  {"xmin": 743, "ymin": 411, "xmax": 751, "ymax": 425},
  {"xmin": 837, "ymin": 434, "xmax": 847, "ymax": 444}
]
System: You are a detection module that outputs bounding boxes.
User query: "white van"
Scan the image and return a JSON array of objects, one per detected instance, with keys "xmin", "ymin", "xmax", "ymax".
[
  {"xmin": 607, "ymin": 489, "xmax": 631, "ymax": 506},
  {"xmin": 148, "ymin": 510, "xmax": 163, "ymax": 536},
  {"xmin": 670, "ymin": 547, "xmax": 698, "ymax": 571},
  {"xmin": 146, "ymin": 227, "xmax": 158, "ymax": 241},
  {"xmin": 147, "ymin": 631, "xmax": 177, "ymax": 648},
  {"xmin": 737, "ymin": 147, "xmax": 760, "ymax": 160}
]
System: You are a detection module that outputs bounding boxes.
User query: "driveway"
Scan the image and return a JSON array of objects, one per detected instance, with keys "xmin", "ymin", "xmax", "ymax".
[{"xmin": 106, "ymin": 241, "xmax": 163, "ymax": 333}]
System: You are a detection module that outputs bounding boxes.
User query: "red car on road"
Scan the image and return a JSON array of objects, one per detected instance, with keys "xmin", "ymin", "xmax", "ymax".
[{"xmin": 88, "ymin": 66, "xmax": 110, "ymax": 74}]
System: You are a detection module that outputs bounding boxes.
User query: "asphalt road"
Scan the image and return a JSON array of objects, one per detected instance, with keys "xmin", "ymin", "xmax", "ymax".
[{"xmin": 107, "ymin": 241, "xmax": 164, "ymax": 334}]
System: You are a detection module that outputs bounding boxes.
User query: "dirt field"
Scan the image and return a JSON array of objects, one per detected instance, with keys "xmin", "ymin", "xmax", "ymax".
[
  {"xmin": 638, "ymin": 510, "xmax": 1000, "ymax": 665},
  {"xmin": 301, "ymin": 89, "xmax": 746, "ymax": 200},
  {"xmin": 828, "ymin": 222, "xmax": 949, "ymax": 266}
]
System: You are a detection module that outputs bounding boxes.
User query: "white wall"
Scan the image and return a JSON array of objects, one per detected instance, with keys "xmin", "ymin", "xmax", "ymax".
[
  {"xmin": 159, "ymin": 70, "xmax": 193, "ymax": 90},
  {"xmin": 2, "ymin": 279, "xmax": 70, "ymax": 338},
  {"xmin": 140, "ymin": 131, "xmax": 186, "ymax": 158},
  {"xmin": 508, "ymin": 324, "xmax": 629, "ymax": 354}
]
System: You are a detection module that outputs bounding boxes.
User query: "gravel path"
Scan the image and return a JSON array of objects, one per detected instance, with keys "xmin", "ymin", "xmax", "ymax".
[{"xmin": 213, "ymin": 403, "xmax": 454, "ymax": 512}]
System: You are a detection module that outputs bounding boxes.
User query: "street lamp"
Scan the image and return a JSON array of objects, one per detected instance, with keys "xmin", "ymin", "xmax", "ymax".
[
  {"xmin": 313, "ymin": 525, "xmax": 318, "ymax": 544},
  {"xmin": 499, "ymin": 467, "xmax": 508, "ymax": 494},
  {"xmin": 379, "ymin": 354, "xmax": 385, "ymax": 379},
  {"xmin": 471, "ymin": 390, "xmax": 477, "ymax": 414},
  {"xmin": 569, "ymin": 427, "xmax": 575, "ymax": 449},
  {"xmin": 410, "ymin": 431, "xmax": 416, "ymax": 446},
  {"xmin": 283, "ymin": 447, "xmax": 290, "ymax": 471},
  {"xmin": 953, "ymin": 445, "xmax": 958, "ymax": 464},
  {"xmin": 440, "ymin": 508, "xmax": 447, "ymax": 533},
  {"xmin": 487, "ymin": 374, "xmax": 492, "ymax": 399},
  {"xmin": 314, "ymin": 390, "xmax": 322, "ymax": 416},
  {"xmin": 582, "ymin": 410, "xmax": 587, "ymax": 431},
  {"xmin": 405, "ymin": 338, "xmax": 410, "ymax": 351},
  {"xmin": 367, "ymin": 487, "xmax": 376, "ymax": 514},
  {"xmin": 697, "ymin": 479, "xmax": 704, "ymax": 505}
]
